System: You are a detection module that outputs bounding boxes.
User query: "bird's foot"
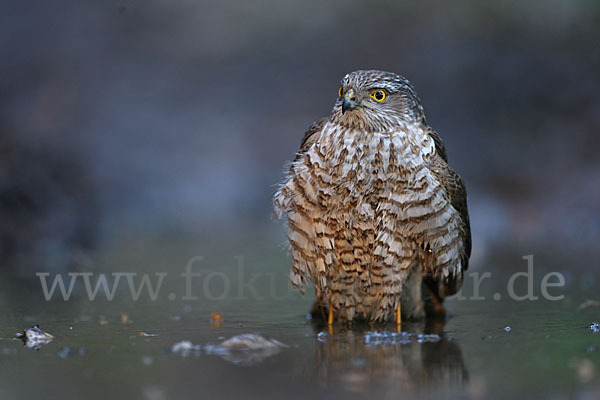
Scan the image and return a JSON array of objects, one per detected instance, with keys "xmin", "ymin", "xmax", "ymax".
[{"xmin": 394, "ymin": 302, "xmax": 402, "ymax": 332}]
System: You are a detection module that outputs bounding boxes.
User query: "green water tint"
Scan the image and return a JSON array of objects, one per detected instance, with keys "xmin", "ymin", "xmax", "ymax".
[{"xmin": 0, "ymin": 239, "xmax": 599, "ymax": 399}]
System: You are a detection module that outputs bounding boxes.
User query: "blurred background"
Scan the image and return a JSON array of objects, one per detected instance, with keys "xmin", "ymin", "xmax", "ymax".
[
  {"xmin": 1, "ymin": 0, "xmax": 599, "ymax": 275},
  {"xmin": 2, "ymin": 2, "xmax": 600, "ymax": 399}
]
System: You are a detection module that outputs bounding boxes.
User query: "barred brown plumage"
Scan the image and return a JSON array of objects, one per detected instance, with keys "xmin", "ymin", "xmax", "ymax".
[{"xmin": 274, "ymin": 70, "xmax": 471, "ymax": 323}]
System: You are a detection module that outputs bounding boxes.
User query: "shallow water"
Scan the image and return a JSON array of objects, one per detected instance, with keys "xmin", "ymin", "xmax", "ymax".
[{"xmin": 1, "ymin": 237, "xmax": 599, "ymax": 399}]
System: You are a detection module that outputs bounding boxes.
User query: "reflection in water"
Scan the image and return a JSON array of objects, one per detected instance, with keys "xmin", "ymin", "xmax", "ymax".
[{"xmin": 311, "ymin": 319, "xmax": 468, "ymax": 394}]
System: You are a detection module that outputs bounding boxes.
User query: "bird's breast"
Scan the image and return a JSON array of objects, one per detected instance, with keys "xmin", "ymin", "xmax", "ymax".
[{"xmin": 312, "ymin": 122, "xmax": 435, "ymax": 198}]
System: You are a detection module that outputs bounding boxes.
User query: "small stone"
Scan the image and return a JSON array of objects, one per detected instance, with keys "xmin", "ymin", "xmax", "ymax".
[
  {"xmin": 17, "ymin": 325, "xmax": 55, "ymax": 350},
  {"xmin": 171, "ymin": 341, "xmax": 198, "ymax": 357},
  {"xmin": 219, "ymin": 334, "xmax": 286, "ymax": 350}
]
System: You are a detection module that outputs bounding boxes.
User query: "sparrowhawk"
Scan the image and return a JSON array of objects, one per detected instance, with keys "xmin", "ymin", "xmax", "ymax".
[{"xmin": 274, "ymin": 70, "xmax": 471, "ymax": 324}]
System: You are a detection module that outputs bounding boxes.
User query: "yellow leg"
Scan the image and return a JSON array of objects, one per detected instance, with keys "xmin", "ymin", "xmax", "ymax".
[
  {"xmin": 328, "ymin": 298, "xmax": 334, "ymax": 326},
  {"xmin": 394, "ymin": 301, "xmax": 402, "ymax": 331}
]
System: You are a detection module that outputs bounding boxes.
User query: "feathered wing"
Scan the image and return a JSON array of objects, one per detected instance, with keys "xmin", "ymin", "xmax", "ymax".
[
  {"xmin": 427, "ymin": 154, "xmax": 471, "ymax": 299},
  {"xmin": 297, "ymin": 117, "xmax": 328, "ymax": 158},
  {"xmin": 274, "ymin": 118, "xmax": 327, "ymax": 217},
  {"xmin": 426, "ymin": 124, "xmax": 471, "ymax": 265},
  {"xmin": 425, "ymin": 126, "xmax": 448, "ymax": 162},
  {"xmin": 273, "ymin": 117, "xmax": 331, "ymax": 294},
  {"xmin": 446, "ymin": 169, "xmax": 471, "ymax": 268}
]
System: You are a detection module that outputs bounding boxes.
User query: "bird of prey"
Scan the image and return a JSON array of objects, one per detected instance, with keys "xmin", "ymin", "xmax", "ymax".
[{"xmin": 274, "ymin": 70, "xmax": 471, "ymax": 325}]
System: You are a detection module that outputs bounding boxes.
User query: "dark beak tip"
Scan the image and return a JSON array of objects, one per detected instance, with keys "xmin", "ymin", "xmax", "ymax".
[{"xmin": 342, "ymin": 98, "xmax": 357, "ymax": 114}]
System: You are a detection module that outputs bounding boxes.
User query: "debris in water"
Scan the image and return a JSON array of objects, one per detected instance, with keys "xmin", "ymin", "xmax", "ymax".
[
  {"xmin": 579, "ymin": 300, "xmax": 600, "ymax": 310},
  {"xmin": 210, "ymin": 312, "xmax": 223, "ymax": 321},
  {"xmin": 121, "ymin": 313, "xmax": 130, "ymax": 324},
  {"xmin": 589, "ymin": 322, "xmax": 600, "ymax": 333},
  {"xmin": 210, "ymin": 312, "xmax": 223, "ymax": 328},
  {"xmin": 172, "ymin": 341, "xmax": 189, "ymax": 350},
  {"xmin": 316, "ymin": 331, "xmax": 328, "ymax": 342},
  {"xmin": 219, "ymin": 334, "xmax": 286, "ymax": 350},
  {"xmin": 138, "ymin": 331, "xmax": 157, "ymax": 337},
  {"xmin": 363, "ymin": 331, "xmax": 440, "ymax": 346},
  {"xmin": 171, "ymin": 334, "xmax": 287, "ymax": 366},
  {"xmin": 16, "ymin": 325, "xmax": 54, "ymax": 350},
  {"xmin": 504, "ymin": 326, "xmax": 512, "ymax": 332},
  {"xmin": 171, "ymin": 341, "xmax": 201, "ymax": 357}
]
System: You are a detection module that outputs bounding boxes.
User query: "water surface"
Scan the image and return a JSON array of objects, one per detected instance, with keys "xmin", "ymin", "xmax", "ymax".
[{"xmin": 1, "ymin": 237, "xmax": 598, "ymax": 399}]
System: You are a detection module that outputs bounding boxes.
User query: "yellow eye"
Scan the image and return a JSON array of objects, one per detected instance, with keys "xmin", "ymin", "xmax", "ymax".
[
  {"xmin": 338, "ymin": 86, "xmax": 343, "ymax": 97},
  {"xmin": 370, "ymin": 89, "xmax": 386, "ymax": 102}
]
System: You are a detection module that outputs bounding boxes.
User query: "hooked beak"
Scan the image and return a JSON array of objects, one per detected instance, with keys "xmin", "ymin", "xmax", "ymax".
[{"xmin": 342, "ymin": 89, "xmax": 359, "ymax": 114}]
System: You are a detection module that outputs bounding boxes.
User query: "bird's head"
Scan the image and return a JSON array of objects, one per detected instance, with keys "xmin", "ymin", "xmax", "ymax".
[{"xmin": 331, "ymin": 70, "xmax": 425, "ymax": 132}]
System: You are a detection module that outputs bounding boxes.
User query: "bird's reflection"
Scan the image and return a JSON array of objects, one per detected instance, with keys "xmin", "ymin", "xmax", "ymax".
[{"xmin": 310, "ymin": 317, "xmax": 468, "ymax": 394}]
